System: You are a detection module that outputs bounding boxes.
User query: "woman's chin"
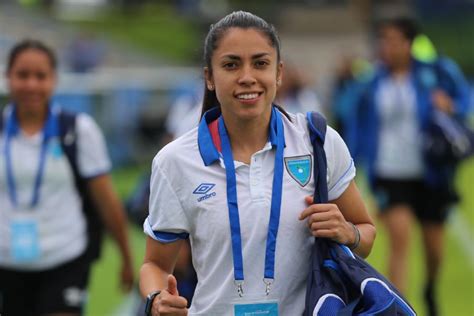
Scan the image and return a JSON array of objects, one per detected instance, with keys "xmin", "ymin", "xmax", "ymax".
[
  {"xmin": 18, "ymin": 101, "xmax": 47, "ymax": 111},
  {"xmin": 235, "ymin": 104, "xmax": 271, "ymax": 121}
]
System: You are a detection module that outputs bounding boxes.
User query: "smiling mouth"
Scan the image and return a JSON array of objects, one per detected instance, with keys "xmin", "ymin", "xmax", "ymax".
[
  {"xmin": 235, "ymin": 92, "xmax": 262, "ymax": 100},
  {"xmin": 22, "ymin": 96, "xmax": 43, "ymax": 102}
]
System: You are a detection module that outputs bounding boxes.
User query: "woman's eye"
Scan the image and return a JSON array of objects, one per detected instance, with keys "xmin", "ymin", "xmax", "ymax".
[
  {"xmin": 16, "ymin": 71, "xmax": 29, "ymax": 80},
  {"xmin": 36, "ymin": 72, "xmax": 47, "ymax": 80},
  {"xmin": 255, "ymin": 60, "xmax": 269, "ymax": 68},
  {"xmin": 223, "ymin": 62, "xmax": 237, "ymax": 69}
]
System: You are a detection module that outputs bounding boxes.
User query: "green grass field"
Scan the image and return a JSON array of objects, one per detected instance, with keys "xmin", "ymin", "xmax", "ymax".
[
  {"xmin": 85, "ymin": 160, "xmax": 474, "ymax": 316},
  {"xmin": 70, "ymin": 4, "xmax": 201, "ymax": 63}
]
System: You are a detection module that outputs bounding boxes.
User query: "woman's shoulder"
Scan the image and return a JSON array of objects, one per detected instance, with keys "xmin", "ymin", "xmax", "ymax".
[
  {"xmin": 74, "ymin": 112, "xmax": 102, "ymax": 133},
  {"xmin": 282, "ymin": 111, "xmax": 308, "ymax": 132},
  {"xmin": 283, "ymin": 110, "xmax": 348, "ymax": 151}
]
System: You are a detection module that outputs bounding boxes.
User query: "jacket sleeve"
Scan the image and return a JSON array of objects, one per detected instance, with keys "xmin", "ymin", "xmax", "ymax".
[{"xmin": 436, "ymin": 57, "xmax": 470, "ymax": 118}]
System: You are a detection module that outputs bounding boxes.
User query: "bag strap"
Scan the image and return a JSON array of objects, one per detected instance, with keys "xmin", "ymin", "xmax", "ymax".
[
  {"xmin": 57, "ymin": 111, "xmax": 90, "ymax": 217},
  {"xmin": 57, "ymin": 110, "xmax": 79, "ymax": 174},
  {"xmin": 306, "ymin": 111, "xmax": 328, "ymax": 204},
  {"xmin": 0, "ymin": 108, "xmax": 4, "ymax": 132},
  {"xmin": 57, "ymin": 109, "xmax": 104, "ymax": 260},
  {"xmin": 304, "ymin": 111, "xmax": 329, "ymax": 316}
]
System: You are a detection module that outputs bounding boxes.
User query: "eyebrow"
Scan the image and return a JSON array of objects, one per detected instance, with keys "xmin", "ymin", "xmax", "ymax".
[{"xmin": 221, "ymin": 52, "xmax": 271, "ymax": 60}]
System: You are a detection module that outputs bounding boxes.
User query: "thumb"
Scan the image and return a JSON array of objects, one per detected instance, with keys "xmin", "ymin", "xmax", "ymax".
[
  {"xmin": 305, "ymin": 195, "xmax": 314, "ymax": 205},
  {"xmin": 167, "ymin": 274, "xmax": 179, "ymax": 296}
]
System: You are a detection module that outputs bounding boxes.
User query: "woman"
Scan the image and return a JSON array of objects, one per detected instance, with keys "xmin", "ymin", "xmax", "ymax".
[
  {"xmin": 0, "ymin": 40, "xmax": 134, "ymax": 315},
  {"xmin": 140, "ymin": 11, "xmax": 375, "ymax": 316},
  {"xmin": 350, "ymin": 18, "xmax": 469, "ymax": 316}
]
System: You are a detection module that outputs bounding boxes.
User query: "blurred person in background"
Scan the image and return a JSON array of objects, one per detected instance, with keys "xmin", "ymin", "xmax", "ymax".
[
  {"xmin": 349, "ymin": 17, "xmax": 470, "ymax": 316},
  {"xmin": 164, "ymin": 81, "xmax": 203, "ymax": 142},
  {"xmin": 140, "ymin": 11, "xmax": 375, "ymax": 316},
  {"xmin": 330, "ymin": 55, "xmax": 373, "ymax": 152},
  {"xmin": 274, "ymin": 59, "xmax": 322, "ymax": 115},
  {"xmin": 0, "ymin": 39, "xmax": 134, "ymax": 316},
  {"xmin": 66, "ymin": 31, "xmax": 106, "ymax": 73}
]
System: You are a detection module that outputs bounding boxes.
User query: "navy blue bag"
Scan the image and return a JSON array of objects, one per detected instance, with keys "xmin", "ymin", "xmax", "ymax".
[
  {"xmin": 304, "ymin": 111, "xmax": 416, "ymax": 316},
  {"xmin": 424, "ymin": 110, "xmax": 474, "ymax": 166}
]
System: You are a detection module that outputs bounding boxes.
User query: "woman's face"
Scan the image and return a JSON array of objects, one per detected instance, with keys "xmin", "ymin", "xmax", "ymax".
[
  {"xmin": 378, "ymin": 26, "xmax": 411, "ymax": 68},
  {"xmin": 7, "ymin": 49, "xmax": 56, "ymax": 113},
  {"xmin": 205, "ymin": 27, "xmax": 282, "ymax": 122}
]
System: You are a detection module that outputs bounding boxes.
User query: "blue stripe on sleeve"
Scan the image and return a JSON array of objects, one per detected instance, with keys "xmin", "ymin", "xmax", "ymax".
[{"xmin": 152, "ymin": 231, "xmax": 189, "ymax": 243}]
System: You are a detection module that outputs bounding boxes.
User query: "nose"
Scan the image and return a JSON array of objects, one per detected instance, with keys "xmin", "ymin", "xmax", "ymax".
[
  {"xmin": 237, "ymin": 64, "xmax": 257, "ymax": 86},
  {"xmin": 24, "ymin": 76, "xmax": 40, "ymax": 91}
]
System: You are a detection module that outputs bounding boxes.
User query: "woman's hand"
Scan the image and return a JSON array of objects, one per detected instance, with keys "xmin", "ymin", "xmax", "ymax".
[
  {"xmin": 299, "ymin": 196, "xmax": 356, "ymax": 246},
  {"xmin": 120, "ymin": 260, "xmax": 134, "ymax": 292},
  {"xmin": 151, "ymin": 275, "xmax": 188, "ymax": 316},
  {"xmin": 432, "ymin": 89, "xmax": 454, "ymax": 114}
]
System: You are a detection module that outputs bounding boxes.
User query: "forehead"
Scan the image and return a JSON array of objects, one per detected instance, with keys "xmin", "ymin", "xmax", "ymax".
[
  {"xmin": 214, "ymin": 27, "xmax": 276, "ymax": 58},
  {"xmin": 379, "ymin": 26, "xmax": 406, "ymax": 40},
  {"xmin": 10, "ymin": 49, "xmax": 53, "ymax": 70}
]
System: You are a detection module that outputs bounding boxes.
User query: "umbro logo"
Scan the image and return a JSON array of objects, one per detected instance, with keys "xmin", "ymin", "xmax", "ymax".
[
  {"xmin": 193, "ymin": 183, "xmax": 215, "ymax": 194},
  {"xmin": 193, "ymin": 183, "xmax": 216, "ymax": 202}
]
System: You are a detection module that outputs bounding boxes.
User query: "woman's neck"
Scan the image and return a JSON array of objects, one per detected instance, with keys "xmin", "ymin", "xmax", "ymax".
[
  {"xmin": 390, "ymin": 58, "xmax": 411, "ymax": 78},
  {"xmin": 16, "ymin": 106, "xmax": 48, "ymax": 136},
  {"xmin": 222, "ymin": 112, "xmax": 271, "ymax": 164}
]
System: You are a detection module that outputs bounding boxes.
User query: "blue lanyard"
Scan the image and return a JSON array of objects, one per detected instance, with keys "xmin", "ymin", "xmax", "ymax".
[
  {"xmin": 3, "ymin": 106, "xmax": 57, "ymax": 209},
  {"xmin": 218, "ymin": 106, "xmax": 285, "ymax": 296}
]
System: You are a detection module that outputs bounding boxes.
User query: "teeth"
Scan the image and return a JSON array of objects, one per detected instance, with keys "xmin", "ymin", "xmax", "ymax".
[{"xmin": 237, "ymin": 93, "xmax": 259, "ymax": 100}]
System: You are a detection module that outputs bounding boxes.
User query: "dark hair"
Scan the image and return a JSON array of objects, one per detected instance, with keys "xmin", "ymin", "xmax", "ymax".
[
  {"xmin": 201, "ymin": 11, "xmax": 286, "ymax": 118},
  {"xmin": 377, "ymin": 17, "xmax": 420, "ymax": 43},
  {"xmin": 6, "ymin": 39, "xmax": 57, "ymax": 73}
]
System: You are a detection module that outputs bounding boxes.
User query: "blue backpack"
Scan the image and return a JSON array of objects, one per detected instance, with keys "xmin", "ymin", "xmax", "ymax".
[
  {"xmin": 0, "ymin": 109, "xmax": 104, "ymax": 261},
  {"xmin": 304, "ymin": 111, "xmax": 416, "ymax": 316}
]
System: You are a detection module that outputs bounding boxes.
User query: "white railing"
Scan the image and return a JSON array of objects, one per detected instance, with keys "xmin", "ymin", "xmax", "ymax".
[
  {"xmin": 0, "ymin": 65, "xmax": 204, "ymax": 166},
  {"xmin": 0, "ymin": 65, "xmax": 202, "ymax": 94}
]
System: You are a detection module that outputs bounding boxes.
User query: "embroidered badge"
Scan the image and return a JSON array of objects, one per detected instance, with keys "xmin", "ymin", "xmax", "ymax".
[{"xmin": 284, "ymin": 155, "xmax": 312, "ymax": 187}]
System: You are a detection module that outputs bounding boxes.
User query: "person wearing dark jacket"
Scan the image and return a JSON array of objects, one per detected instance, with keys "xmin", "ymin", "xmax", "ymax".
[{"xmin": 347, "ymin": 18, "xmax": 469, "ymax": 316}]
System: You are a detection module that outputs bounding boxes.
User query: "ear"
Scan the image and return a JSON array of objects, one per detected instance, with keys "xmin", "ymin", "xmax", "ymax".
[
  {"xmin": 204, "ymin": 67, "xmax": 214, "ymax": 91},
  {"xmin": 276, "ymin": 61, "xmax": 283, "ymax": 87}
]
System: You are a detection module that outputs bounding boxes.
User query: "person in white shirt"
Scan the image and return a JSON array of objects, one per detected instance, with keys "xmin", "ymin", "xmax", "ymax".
[
  {"xmin": 140, "ymin": 11, "xmax": 376, "ymax": 316},
  {"xmin": 0, "ymin": 39, "xmax": 134, "ymax": 316}
]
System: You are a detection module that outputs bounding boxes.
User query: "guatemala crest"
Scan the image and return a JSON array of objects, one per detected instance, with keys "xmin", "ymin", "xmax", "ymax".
[{"xmin": 284, "ymin": 155, "xmax": 312, "ymax": 187}]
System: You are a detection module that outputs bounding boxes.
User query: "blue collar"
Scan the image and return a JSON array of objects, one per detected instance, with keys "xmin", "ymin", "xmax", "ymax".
[
  {"xmin": 197, "ymin": 107, "xmax": 221, "ymax": 166},
  {"xmin": 5, "ymin": 104, "xmax": 58, "ymax": 140},
  {"xmin": 197, "ymin": 105, "xmax": 284, "ymax": 166}
]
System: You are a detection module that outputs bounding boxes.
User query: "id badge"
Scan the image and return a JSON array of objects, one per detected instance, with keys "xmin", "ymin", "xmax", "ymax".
[
  {"xmin": 11, "ymin": 220, "xmax": 40, "ymax": 262},
  {"xmin": 233, "ymin": 299, "xmax": 279, "ymax": 316}
]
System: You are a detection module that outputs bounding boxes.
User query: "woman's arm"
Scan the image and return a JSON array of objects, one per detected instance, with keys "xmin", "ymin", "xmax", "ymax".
[
  {"xmin": 87, "ymin": 174, "xmax": 134, "ymax": 291},
  {"xmin": 331, "ymin": 180, "xmax": 376, "ymax": 258},
  {"xmin": 140, "ymin": 237, "xmax": 188, "ymax": 315},
  {"xmin": 432, "ymin": 57, "xmax": 470, "ymax": 116},
  {"xmin": 300, "ymin": 180, "xmax": 376, "ymax": 258}
]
